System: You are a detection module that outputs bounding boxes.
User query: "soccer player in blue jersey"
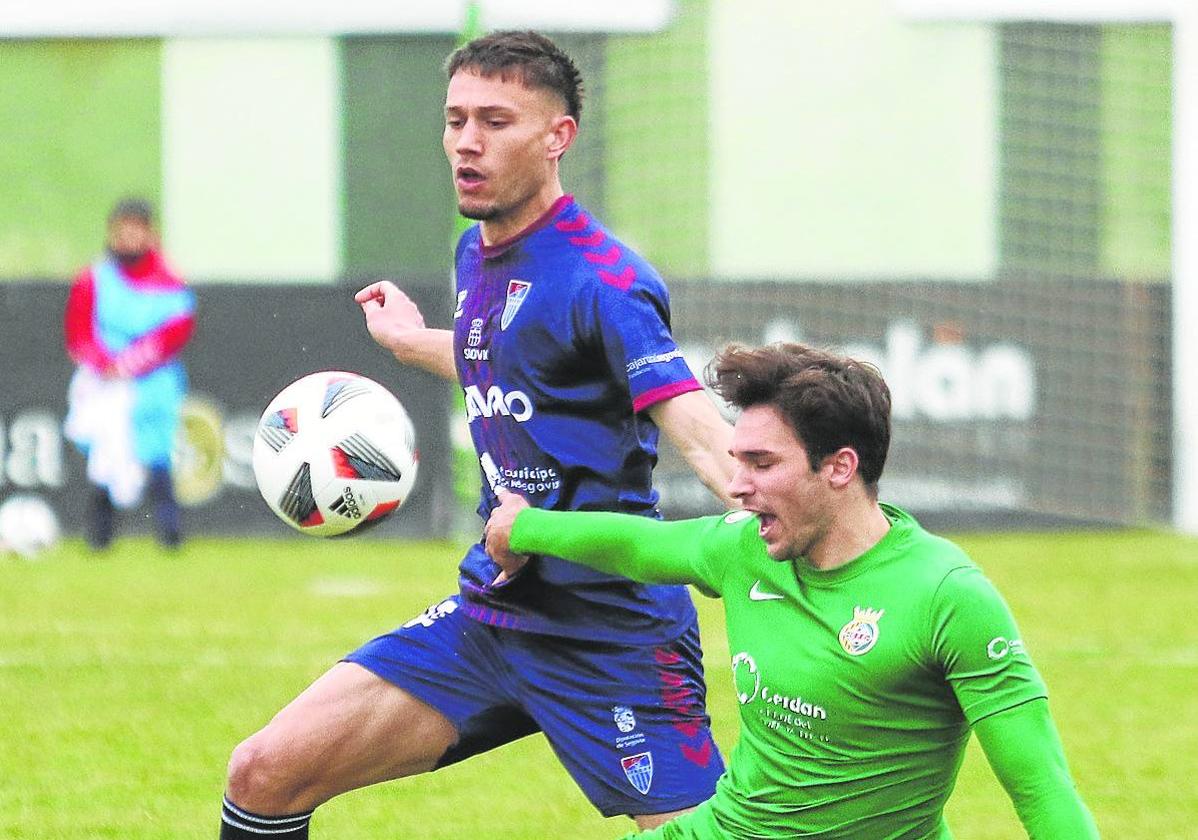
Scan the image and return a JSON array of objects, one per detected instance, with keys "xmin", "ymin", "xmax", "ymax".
[{"xmin": 219, "ymin": 31, "xmax": 735, "ymax": 839}]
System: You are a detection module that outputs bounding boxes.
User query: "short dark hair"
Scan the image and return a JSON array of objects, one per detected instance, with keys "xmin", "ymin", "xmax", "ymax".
[
  {"xmin": 708, "ymin": 343, "xmax": 892, "ymax": 489},
  {"xmin": 108, "ymin": 196, "xmax": 154, "ymax": 226},
  {"xmin": 444, "ymin": 30, "xmax": 584, "ymax": 122}
]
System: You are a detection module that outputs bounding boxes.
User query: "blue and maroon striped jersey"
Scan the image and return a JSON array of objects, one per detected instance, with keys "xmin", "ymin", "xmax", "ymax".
[{"xmin": 452, "ymin": 195, "xmax": 701, "ymax": 642}]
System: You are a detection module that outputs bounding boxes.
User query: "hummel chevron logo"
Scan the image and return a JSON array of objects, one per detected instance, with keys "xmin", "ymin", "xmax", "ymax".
[{"xmin": 749, "ymin": 580, "xmax": 785, "ymax": 601}]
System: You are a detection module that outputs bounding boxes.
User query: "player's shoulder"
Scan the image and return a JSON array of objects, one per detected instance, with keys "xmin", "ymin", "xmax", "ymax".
[
  {"xmin": 719, "ymin": 508, "xmax": 759, "ymax": 528},
  {"xmin": 71, "ymin": 264, "xmax": 96, "ymax": 288},
  {"xmin": 146, "ymin": 250, "xmax": 189, "ymax": 291},
  {"xmin": 667, "ymin": 509, "xmax": 760, "ymax": 550},
  {"xmin": 454, "ymin": 224, "xmax": 482, "ymax": 261},
  {"xmin": 709, "ymin": 509, "xmax": 764, "ymax": 549},
  {"xmin": 883, "ymin": 503, "xmax": 978, "ymax": 580},
  {"xmin": 665, "ymin": 511, "xmax": 765, "ymax": 586},
  {"xmin": 918, "ymin": 529, "xmax": 976, "ymax": 572},
  {"xmin": 550, "ymin": 203, "xmax": 665, "ymax": 297}
]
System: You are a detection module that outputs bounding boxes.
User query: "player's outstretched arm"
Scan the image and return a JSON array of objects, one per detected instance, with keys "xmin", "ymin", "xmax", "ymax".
[
  {"xmin": 488, "ymin": 495, "xmax": 726, "ymax": 594},
  {"xmin": 974, "ymin": 699, "xmax": 1100, "ymax": 838},
  {"xmin": 354, "ymin": 281, "xmax": 457, "ymax": 381},
  {"xmin": 647, "ymin": 390, "xmax": 737, "ymax": 508}
]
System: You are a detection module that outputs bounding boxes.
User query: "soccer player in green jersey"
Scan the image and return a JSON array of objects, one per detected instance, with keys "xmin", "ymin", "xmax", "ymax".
[{"xmin": 484, "ymin": 342, "xmax": 1099, "ymax": 839}]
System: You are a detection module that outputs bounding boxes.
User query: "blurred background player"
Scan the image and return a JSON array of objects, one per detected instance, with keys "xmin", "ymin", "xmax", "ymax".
[
  {"xmin": 63, "ymin": 197, "xmax": 196, "ymax": 550},
  {"xmin": 220, "ymin": 31, "xmax": 735, "ymax": 839},
  {"xmin": 484, "ymin": 342, "xmax": 1099, "ymax": 839}
]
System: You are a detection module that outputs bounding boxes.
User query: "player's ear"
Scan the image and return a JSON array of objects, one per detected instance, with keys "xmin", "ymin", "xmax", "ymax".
[
  {"xmin": 546, "ymin": 115, "xmax": 578, "ymax": 162},
  {"xmin": 825, "ymin": 447, "xmax": 859, "ymax": 489}
]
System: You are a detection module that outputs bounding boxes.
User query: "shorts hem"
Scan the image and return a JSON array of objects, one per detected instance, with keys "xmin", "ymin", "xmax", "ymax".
[
  {"xmin": 595, "ymin": 796, "xmax": 710, "ymax": 819},
  {"xmin": 340, "ymin": 653, "xmax": 469, "ymax": 735}
]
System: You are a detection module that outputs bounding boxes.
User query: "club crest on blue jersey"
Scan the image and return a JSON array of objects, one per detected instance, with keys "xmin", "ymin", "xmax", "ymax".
[
  {"xmin": 500, "ymin": 279, "xmax": 532, "ymax": 330},
  {"xmin": 621, "ymin": 752, "xmax": 654, "ymax": 795},
  {"xmin": 839, "ymin": 606, "xmax": 884, "ymax": 656}
]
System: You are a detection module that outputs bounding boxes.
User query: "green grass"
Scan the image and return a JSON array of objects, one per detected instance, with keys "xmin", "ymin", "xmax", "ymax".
[{"xmin": 1, "ymin": 529, "xmax": 1195, "ymax": 838}]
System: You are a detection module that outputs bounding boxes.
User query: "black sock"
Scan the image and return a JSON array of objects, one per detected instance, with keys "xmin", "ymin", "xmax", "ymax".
[
  {"xmin": 219, "ymin": 796, "xmax": 312, "ymax": 839},
  {"xmin": 85, "ymin": 484, "xmax": 115, "ymax": 550}
]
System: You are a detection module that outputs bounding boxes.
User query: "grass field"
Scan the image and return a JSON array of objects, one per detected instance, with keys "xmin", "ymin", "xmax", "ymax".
[{"xmin": 1, "ymin": 528, "xmax": 1195, "ymax": 839}]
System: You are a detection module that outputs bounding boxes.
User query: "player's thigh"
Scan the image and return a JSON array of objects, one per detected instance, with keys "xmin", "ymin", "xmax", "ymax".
[
  {"xmin": 268, "ymin": 660, "xmax": 458, "ymax": 779},
  {"xmin": 228, "ymin": 661, "xmax": 457, "ymax": 810},
  {"xmin": 344, "ymin": 596, "xmax": 539, "ymax": 769}
]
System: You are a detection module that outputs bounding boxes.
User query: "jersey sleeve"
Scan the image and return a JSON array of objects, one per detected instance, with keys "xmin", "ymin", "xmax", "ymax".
[
  {"xmin": 974, "ymin": 699, "xmax": 1100, "ymax": 838},
  {"xmin": 63, "ymin": 270, "xmax": 115, "ymax": 373},
  {"xmin": 588, "ymin": 271, "xmax": 701, "ymax": 413},
  {"xmin": 929, "ymin": 566, "xmax": 1048, "ymax": 724},
  {"xmin": 510, "ymin": 508, "xmax": 752, "ymax": 597}
]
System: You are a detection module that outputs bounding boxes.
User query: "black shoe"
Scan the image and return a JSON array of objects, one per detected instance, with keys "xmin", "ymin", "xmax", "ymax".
[{"xmin": 157, "ymin": 519, "xmax": 183, "ymax": 549}]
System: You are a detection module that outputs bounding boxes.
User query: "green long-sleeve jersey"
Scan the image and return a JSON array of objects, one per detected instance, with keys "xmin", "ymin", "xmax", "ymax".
[{"xmin": 510, "ymin": 503, "xmax": 1095, "ymax": 839}]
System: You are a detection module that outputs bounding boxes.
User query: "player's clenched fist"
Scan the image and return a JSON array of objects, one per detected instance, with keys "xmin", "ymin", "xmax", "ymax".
[
  {"xmin": 354, "ymin": 281, "xmax": 426, "ymax": 355},
  {"xmin": 484, "ymin": 488, "xmax": 531, "ymax": 581},
  {"xmin": 353, "ymin": 281, "xmax": 458, "ymax": 382}
]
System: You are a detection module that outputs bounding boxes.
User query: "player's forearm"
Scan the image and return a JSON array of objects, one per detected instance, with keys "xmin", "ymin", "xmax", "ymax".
[
  {"xmin": 389, "ymin": 328, "xmax": 457, "ymax": 381},
  {"xmin": 510, "ymin": 508, "xmax": 708, "ymax": 586},
  {"xmin": 975, "ymin": 699, "xmax": 1100, "ymax": 839},
  {"xmin": 648, "ymin": 391, "xmax": 736, "ymax": 508},
  {"xmin": 118, "ymin": 314, "xmax": 195, "ymax": 377},
  {"xmin": 680, "ymin": 443, "xmax": 736, "ymax": 509}
]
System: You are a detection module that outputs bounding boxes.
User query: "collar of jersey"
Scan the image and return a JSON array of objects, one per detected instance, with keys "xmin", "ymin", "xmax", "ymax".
[
  {"xmin": 482, "ymin": 194, "xmax": 575, "ymax": 259},
  {"xmin": 791, "ymin": 503, "xmax": 916, "ymax": 587},
  {"xmin": 100, "ymin": 249, "xmax": 186, "ymax": 290}
]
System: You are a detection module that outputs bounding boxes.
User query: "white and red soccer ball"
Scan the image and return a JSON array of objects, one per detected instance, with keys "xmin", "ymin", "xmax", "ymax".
[{"xmin": 251, "ymin": 371, "xmax": 418, "ymax": 537}]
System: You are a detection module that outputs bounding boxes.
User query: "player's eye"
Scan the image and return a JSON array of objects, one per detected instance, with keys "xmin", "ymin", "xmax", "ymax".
[
  {"xmin": 446, "ymin": 117, "xmax": 465, "ymax": 129},
  {"xmin": 486, "ymin": 120, "xmax": 508, "ymax": 129}
]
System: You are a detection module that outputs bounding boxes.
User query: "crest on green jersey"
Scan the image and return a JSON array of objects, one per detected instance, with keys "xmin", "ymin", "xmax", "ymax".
[{"xmin": 839, "ymin": 606, "xmax": 884, "ymax": 656}]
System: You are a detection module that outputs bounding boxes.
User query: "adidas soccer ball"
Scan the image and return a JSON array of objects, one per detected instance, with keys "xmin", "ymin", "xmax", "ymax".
[
  {"xmin": 0, "ymin": 494, "xmax": 61, "ymax": 559},
  {"xmin": 252, "ymin": 371, "xmax": 419, "ymax": 537}
]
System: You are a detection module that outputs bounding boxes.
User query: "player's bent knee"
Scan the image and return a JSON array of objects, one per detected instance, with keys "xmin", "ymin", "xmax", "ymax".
[{"xmin": 226, "ymin": 732, "xmax": 319, "ymax": 814}]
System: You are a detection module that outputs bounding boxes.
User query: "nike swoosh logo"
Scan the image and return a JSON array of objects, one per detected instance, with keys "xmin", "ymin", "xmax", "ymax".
[{"xmin": 749, "ymin": 580, "xmax": 785, "ymax": 601}]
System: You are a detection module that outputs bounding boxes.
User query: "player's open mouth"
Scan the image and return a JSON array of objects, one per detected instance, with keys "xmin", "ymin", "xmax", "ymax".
[
  {"xmin": 456, "ymin": 167, "xmax": 486, "ymax": 191},
  {"xmin": 757, "ymin": 513, "xmax": 777, "ymax": 540}
]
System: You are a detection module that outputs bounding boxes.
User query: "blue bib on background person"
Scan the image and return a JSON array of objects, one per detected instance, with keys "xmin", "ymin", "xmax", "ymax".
[{"xmin": 92, "ymin": 257, "xmax": 194, "ymax": 466}]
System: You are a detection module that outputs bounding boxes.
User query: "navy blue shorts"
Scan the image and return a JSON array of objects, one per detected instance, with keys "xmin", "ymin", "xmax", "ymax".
[{"xmin": 343, "ymin": 595, "xmax": 724, "ymax": 818}]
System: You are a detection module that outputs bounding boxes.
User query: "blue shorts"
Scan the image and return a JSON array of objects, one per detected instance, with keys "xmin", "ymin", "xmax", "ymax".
[{"xmin": 343, "ymin": 595, "xmax": 725, "ymax": 817}]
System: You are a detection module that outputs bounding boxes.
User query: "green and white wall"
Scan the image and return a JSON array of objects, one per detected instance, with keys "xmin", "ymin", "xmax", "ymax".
[{"xmin": 0, "ymin": 0, "xmax": 1170, "ymax": 285}]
